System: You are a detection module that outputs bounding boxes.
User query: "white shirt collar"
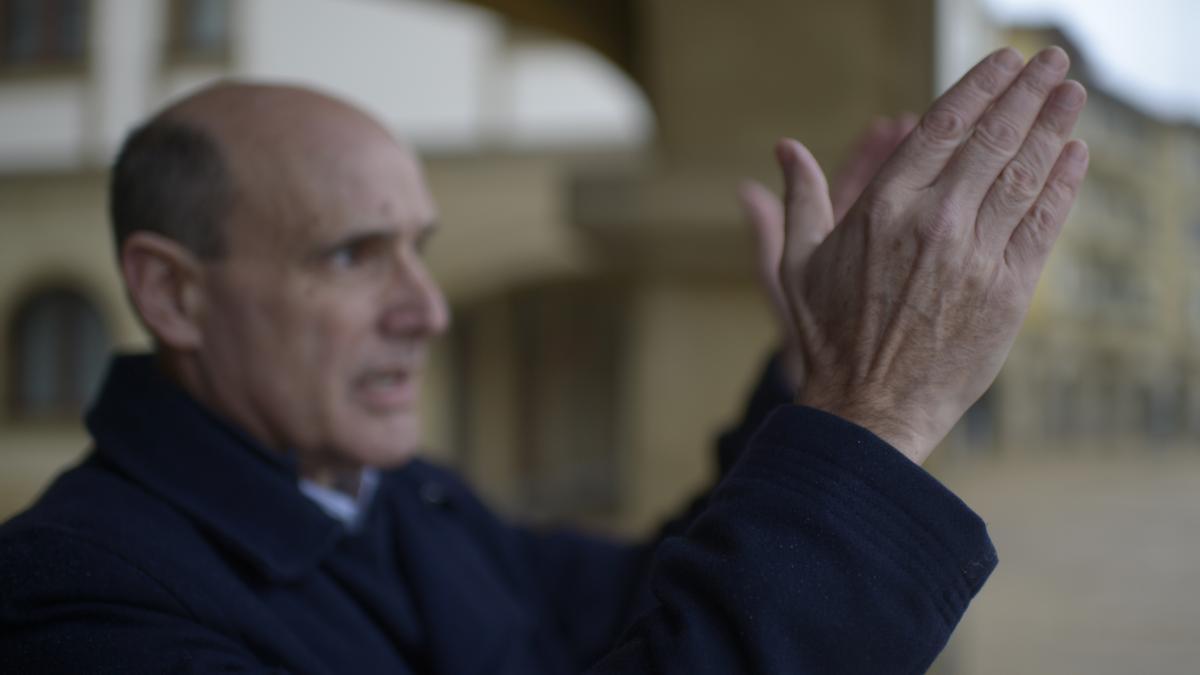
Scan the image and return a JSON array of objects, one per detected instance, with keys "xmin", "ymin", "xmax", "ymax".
[{"xmin": 298, "ymin": 468, "xmax": 380, "ymax": 530}]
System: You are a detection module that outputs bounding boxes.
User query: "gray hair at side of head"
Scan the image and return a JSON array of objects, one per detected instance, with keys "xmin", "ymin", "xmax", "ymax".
[{"xmin": 108, "ymin": 116, "xmax": 234, "ymax": 260}]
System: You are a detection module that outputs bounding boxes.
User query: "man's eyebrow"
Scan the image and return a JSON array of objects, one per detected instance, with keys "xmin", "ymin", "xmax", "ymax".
[
  {"xmin": 310, "ymin": 228, "xmax": 397, "ymax": 257},
  {"xmin": 311, "ymin": 222, "xmax": 438, "ymax": 257}
]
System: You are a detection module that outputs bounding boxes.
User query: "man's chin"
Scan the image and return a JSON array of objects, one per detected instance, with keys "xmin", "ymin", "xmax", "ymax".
[
  {"xmin": 356, "ymin": 444, "xmax": 421, "ymax": 469},
  {"xmin": 336, "ymin": 424, "xmax": 423, "ymax": 468}
]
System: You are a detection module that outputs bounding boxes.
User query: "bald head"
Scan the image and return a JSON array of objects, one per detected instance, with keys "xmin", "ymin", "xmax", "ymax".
[{"xmin": 109, "ymin": 81, "xmax": 412, "ymax": 261}]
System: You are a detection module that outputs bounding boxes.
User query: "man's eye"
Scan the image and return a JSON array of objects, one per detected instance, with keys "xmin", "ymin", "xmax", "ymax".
[
  {"xmin": 319, "ymin": 234, "xmax": 404, "ymax": 272},
  {"xmin": 327, "ymin": 240, "xmax": 379, "ymax": 270},
  {"xmin": 328, "ymin": 245, "xmax": 361, "ymax": 269}
]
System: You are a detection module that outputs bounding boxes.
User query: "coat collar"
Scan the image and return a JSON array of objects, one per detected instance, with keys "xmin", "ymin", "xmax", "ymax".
[{"xmin": 85, "ymin": 354, "xmax": 346, "ymax": 583}]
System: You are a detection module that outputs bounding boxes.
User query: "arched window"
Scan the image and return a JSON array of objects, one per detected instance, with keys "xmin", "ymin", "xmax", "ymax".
[{"xmin": 8, "ymin": 287, "xmax": 110, "ymax": 419}]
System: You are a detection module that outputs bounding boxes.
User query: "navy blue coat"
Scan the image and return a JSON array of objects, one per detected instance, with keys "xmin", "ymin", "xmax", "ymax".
[{"xmin": 0, "ymin": 355, "xmax": 996, "ymax": 673}]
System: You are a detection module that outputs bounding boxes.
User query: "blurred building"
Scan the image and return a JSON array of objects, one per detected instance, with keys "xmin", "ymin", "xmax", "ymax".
[{"xmin": 939, "ymin": 25, "xmax": 1200, "ymax": 460}]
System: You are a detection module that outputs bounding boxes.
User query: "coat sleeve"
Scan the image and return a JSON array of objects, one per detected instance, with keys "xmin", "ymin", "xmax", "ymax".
[
  {"xmin": 0, "ymin": 526, "xmax": 290, "ymax": 675},
  {"xmin": 586, "ymin": 405, "xmax": 998, "ymax": 674},
  {"xmin": 507, "ymin": 354, "xmax": 797, "ymax": 669}
]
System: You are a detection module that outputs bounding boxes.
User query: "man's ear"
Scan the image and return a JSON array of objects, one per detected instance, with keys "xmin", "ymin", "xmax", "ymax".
[{"xmin": 120, "ymin": 232, "xmax": 207, "ymax": 351}]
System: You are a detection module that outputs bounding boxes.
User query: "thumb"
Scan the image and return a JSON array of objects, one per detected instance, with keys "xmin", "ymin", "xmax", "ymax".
[
  {"xmin": 776, "ymin": 138, "xmax": 834, "ymax": 270},
  {"xmin": 738, "ymin": 179, "xmax": 784, "ymax": 289}
]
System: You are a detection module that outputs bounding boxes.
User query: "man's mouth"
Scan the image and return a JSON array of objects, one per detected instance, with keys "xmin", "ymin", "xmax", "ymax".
[{"xmin": 355, "ymin": 369, "xmax": 418, "ymax": 411}]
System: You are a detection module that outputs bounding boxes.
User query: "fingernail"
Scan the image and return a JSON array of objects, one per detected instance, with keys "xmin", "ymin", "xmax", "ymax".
[
  {"xmin": 775, "ymin": 139, "xmax": 795, "ymax": 168},
  {"xmin": 1053, "ymin": 81, "xmax": 1086, "ymax": 109},
  {"xmin": 1036, "ymin": 46, "xmax": 1069, "ymax": 70},
  {"xmin": 1065, "ymin": 140, "xmax": 1088, "ymax": 163},
  {"xmin": 994, "ymin": 47, "xmax": 1023, "ymax": 73}
]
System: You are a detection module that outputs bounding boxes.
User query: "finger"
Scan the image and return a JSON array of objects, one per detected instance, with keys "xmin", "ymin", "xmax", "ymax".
[
  {"xmin": 832, "ymin": 117, "xmax": 896, "ymax": 221},
  {"xmin": 739, "ymin": 178, "xmax": 801, "ymax": 351},
  {"xmin": 831, "ymin": 117, "xmax": 884, "ymax": 217},
  {"xmin": 935, "ymin": 47, "xmax": 1071, "ymax": 211},
  {"xmin": 975, "ymin": 80, "xmax": 1086, "ymax": 253},
  {"xmin": 876, "ymin": 47, "xmax": 1025, "ymax": 191},
  {"xmin": 886, "ymin": 115, "xmax": 918, "ymax": 159},
  {"xmin": 1004, "ymin": 139, "xmax": 1089, "ymax": 283},
  {"xmin": 738, "ymin": 179, "xmax": 785, "ymax": 285},
  {"xmin": 853, "ymin": 114, "xmax": 917, "ymax": 192},
  {"xmin": 777, "ymin": 138, "xmax": 834, "ymax": 270}
]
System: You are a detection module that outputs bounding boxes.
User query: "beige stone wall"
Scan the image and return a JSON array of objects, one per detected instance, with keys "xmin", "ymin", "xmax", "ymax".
[
  {"xmin": 617, "ymin": 279, "xmax": 774, "ymax": 533},
  {"xmin": 0, "ymin": 173, "xmax": 148, "ymax": 519}
]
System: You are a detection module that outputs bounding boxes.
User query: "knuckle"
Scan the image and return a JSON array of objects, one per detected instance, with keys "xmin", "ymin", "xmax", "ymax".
[
  {"xmin": 1042, "ymin": 175, "xmax": 1077, "ymax": 210},
  {"xmin": 920, "ymin": 202, "xmax": 962, "ymax": 242},
  {"xmin": 1013, "ymin": 70, "xmax": 1052, "ymax": 98},
  {"xmin": 1028, "ymin": 199, "xmax": 1059, "ymax": 231},
  {"xmin": 974, "ymin": 116, "xmax": 1024, "ymax": 153},
  {"xmin": 970, "ymin": 65, "xmax": 1007, "ymax": 97},
  {"xmin": 864, "ymin": 190, "xmax": 892, "ymax": 222},
  {"xmin": 920, "ymin": 108, "xmax": 966, "ymax": 145},
  {"xmin": 859, "ymin": 192, "xmax": 896, "ymax": 229},
  {"xmin": 967, "ymin": 51, "xmax": 1020, "ymax": 97},
  {"xmin": 963, "ymin": 262, "xmax": 992, "ymax": 296},
  {"xmin": 1042, "ymin": 105, "xmax": 1077, "ymax": 136},
  {"xmin": 997, "ymin": 161, "xmax": 1042, "ymax": 205},
  {"xmin": 960, "ymin": 67, "xmax": 1008, "ymax": 102}
]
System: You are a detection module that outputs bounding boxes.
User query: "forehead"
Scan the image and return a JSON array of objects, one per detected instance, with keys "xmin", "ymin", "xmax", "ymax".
[
  {"xmin": 235, "ymin": 131, "xmax": 436, "ymax": 250},
  {"xmin": 308, "ymin": 138, "xmax": 433, "ymax": 227}
]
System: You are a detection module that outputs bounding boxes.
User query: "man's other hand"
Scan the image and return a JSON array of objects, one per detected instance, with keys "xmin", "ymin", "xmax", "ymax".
[{"xmin": 779, "ymin": 47, "xmax": 1088, "ymax": 464}]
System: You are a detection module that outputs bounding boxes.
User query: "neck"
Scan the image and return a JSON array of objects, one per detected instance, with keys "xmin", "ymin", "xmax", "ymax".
[
  {"xmin": 299, "ymin": 461, "xmax": 367, "ymax": 497},
  {"xmin": 158, "ymin": 351, "xmax": 367, "ymax": 498}
]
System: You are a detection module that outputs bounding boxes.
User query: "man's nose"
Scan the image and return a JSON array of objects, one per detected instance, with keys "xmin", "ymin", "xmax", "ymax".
[{"xmin": 379, "ymin": 259, "xmax": 450, "ymax": 339}]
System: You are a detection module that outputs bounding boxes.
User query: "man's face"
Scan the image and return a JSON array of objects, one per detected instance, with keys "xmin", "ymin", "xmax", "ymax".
[{"xmin": 195, "ymin": 127, "xmax": 448, "ymax": 470}]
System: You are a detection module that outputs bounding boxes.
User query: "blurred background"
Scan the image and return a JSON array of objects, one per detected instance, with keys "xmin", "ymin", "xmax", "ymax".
[{"xmin": 0, "ymin": 0, "xmax": 1197, "ymax": 672}]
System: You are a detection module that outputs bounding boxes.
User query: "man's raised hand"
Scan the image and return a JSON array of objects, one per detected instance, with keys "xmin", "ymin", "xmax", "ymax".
[{"xmin": 779, "ymin": 47, "xmax": 1089, "ymax": 464}]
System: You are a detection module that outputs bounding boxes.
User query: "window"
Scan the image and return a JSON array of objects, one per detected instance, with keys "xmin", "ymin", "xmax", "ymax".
[
  {"xmin": 0, "ymin": 0, "xmax": 87, "ymax": 69},
  {"xmin": 167, "ymin": 0, "xmax": 231, "ymax": 62},
  {"xmin": 8, "ymin": 287, "xmax": 110, "ymax": 419}
]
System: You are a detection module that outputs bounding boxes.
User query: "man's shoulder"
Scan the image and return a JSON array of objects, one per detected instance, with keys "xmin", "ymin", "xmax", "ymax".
[
  {"xmin": 3, "ymin": 453, "xmax": 185, "ymax": 539},
  {"xmin": 0, "ymin": 454, "xmax": 215, "ymax": 606}
]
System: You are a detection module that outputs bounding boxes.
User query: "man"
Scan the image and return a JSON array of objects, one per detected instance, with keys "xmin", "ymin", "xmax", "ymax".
[{"xmin": 0, "ymin": 46, "xmax": 1087, "ymax": 673}]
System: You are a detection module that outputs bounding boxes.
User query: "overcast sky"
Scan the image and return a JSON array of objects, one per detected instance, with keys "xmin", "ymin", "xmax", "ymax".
[{"xmin": 982, "ymin": 0, "xmax": 1200, "ymax": 122}]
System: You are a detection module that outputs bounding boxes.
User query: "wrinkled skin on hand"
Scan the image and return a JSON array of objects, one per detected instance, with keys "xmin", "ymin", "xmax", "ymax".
[{"xmin": 776, "ymin": 47, "xmax": 1089, "ymax": 464}]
